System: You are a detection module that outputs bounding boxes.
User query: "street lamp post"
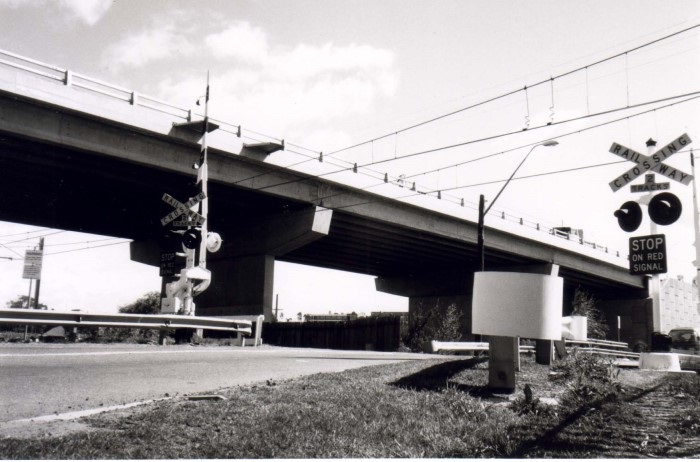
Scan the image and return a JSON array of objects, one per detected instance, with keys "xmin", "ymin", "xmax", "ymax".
[
  {"xmin": 476, "ymin": 140, "xmax": 559, "ymax": 271},
  {"xmin": 474, "ymin": 140, "xmax": 558, "ymax": 393}
]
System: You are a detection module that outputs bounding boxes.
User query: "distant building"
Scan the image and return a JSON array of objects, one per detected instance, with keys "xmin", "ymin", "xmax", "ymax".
[
  {"xmin": 659, "ymin": 276, "xmax": 700, "ymax": 333},
  {"xmin": 304, "ymin": 313, "xmax": 359, "ymax": 322},
  {"xmin": 370, "ymin": 311, "xmax": 407, "ymax": 318}
]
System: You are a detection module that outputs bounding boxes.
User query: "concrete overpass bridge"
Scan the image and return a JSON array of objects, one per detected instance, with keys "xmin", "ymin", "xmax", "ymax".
[{"xmin": 0, "ymin": 50, "xmax": 652, "ymax": 343}]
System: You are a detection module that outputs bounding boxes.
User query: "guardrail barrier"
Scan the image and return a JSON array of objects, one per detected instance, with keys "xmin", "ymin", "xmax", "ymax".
[{"xmin": 0, "ymin": 309, "xmax": 252, "ymax": 335}]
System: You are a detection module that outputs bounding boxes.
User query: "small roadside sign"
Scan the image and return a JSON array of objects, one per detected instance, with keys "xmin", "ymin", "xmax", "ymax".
[
  {"xmin": 160, "ymin": 252, "xmax": 178, "ymax": 277},
  {"xmin": 629, "ymin": 234, "xmax": 667, "ymax": 275},
  {"xmin": 22, "ymin": 249, "xmax": 43, "ymax": 279}
]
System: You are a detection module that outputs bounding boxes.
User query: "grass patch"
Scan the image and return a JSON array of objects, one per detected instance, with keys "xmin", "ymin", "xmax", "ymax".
[{"xmin": 1, "ymin": 353, "xmax": 696, "ymax": 459}]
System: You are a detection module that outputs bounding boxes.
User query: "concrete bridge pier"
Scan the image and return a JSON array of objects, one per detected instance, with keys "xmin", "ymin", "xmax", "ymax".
[
  {"xmin": 375, "ymin": 270, "xmax": 476, "ymax": 344},
  {"xmin": 195, "ymin": 254, "xmax": 275, "ymax": 319},
  {"xmin": 131, "ymin": 206, "xmax": 332, "ymax": 321}
]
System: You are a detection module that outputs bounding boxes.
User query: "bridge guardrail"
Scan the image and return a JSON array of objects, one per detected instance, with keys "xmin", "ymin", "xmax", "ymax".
[
  {"xmin": 0, "ymin": 309, "xmax": 252, "ymax": 335},
  {"xmin": 430, "ymin": 340, "xmax": 535, "ymax": 354}
]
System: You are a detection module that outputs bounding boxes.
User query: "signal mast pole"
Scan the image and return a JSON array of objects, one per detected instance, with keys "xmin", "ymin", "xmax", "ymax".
[
  {"xmin": 691, "ymin": 149, "xmax": 700, "ymax": 310},
  {"xmin": 160, "ymin": 73, "xmax": 221, "ymax": 319},
  {"xmin": 197, "ymin": 71, "xmax": 210, "ymax": 270}
]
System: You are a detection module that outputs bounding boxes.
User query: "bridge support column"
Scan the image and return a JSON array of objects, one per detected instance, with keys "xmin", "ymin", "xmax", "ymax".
[
  {"xmin": 195, "ymin": 254, "xmax": 275, "ymax": 319},
  {"xmin": 131, "ymin": 206, "xmax": 332, "ymax": 322},
  {"xmin": 375, "ymin": 271, "xmax": 476, "ymax": 348},
  {"xmin": 597, "ymin": 297, "xmax": 653, "ymax": 350}
]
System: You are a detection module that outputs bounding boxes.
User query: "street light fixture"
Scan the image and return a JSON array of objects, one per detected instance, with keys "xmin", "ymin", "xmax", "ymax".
[{"xmin": 476, "ymin": 140, "xmax": 559, "ymax": 271}]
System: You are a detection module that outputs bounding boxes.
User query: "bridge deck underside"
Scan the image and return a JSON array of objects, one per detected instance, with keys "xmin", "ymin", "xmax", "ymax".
[
  {"xmin": 280, "ymin": 211, "xmax": 641, "ymax": 297},
  {"xmin": 0, "ymin": 131, "xmax": 641, "ymax": 298}
]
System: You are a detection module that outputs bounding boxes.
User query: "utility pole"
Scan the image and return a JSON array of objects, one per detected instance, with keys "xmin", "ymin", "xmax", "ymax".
[
  {"xmin": 23, "ymin": 278, "xmax": 32, "ymax": 340},
  {"xmin": 477, "ymin": 195, "xmax": 485, "ymax": 272},
  {"xmin": 638, "ymin": 139, "xmax": 661, "ymax": 331},
  {"xmin": 33, "ymin": 237, "xmax": 44, "ymax": 309}
]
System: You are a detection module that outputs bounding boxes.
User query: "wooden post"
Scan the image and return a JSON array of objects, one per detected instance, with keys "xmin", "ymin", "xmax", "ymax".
[{"xmin": 535, "ymin": 339, "xmax": 554, "ymax": 365}]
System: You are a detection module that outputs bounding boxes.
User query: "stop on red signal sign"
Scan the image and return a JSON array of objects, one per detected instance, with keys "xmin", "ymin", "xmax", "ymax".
[{"xmin": 629, "ymin": 234, "xmax": 667, "ymax": 275}]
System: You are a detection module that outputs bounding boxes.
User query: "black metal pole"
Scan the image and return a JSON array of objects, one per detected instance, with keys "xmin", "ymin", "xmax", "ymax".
[{"xmin": 477, "ymin": 194, "xmax": 485, "ymax": 272}]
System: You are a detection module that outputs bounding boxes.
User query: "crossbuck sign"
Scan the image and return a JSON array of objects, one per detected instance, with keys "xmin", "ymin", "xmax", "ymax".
[
  {"xmin": 160, "ymin": 192, "xmax": 206, "ymax": 227},
  {"xmin": 608, "ymin": 133, "xmax": 693, "ymax": 192}
]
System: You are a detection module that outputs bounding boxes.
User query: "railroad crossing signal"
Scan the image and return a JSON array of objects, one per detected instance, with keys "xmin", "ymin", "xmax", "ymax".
[
  {"xmin": 160, "ymin": 192, "xmax": 206, "ymax": 227},
  {"xmin": 608, "ymin": 133, "xmax": 693, "ymax": 192},
  {"xmin": 614, "ymin": 201, "xmax": 643, "ymax": 232}
]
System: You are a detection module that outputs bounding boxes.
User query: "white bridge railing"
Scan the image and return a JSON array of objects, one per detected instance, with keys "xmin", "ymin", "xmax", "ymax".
[
  {"xmin": 0, "ymin": 308, "xmax": 253, "ymax": 335},
  {"xmin": 0, "ymin": 48, "xmax": 628, "ymax": 263}
]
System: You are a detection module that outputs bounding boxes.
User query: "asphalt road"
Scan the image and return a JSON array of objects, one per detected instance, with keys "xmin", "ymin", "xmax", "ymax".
[{"xmin": 0, "ymin": 343, "xmax": 432, "ymax": 422}]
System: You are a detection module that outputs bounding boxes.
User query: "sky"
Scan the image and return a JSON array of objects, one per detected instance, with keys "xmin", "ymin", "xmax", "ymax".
[{"xmin": 0, "ymin": 0, "xmax": 699, "ymax": 318}]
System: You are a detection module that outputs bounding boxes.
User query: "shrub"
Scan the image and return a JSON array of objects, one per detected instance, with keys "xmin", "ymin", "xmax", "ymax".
[
  {"xmin": 571, "ymin": 288, "xmax": 608, "ymax": 339},
  {"xmin": 119, "ymin": 291, "xmax": 161, "ymax": 314},
  {"xmin": 402, "ymin": 301, "xmax": 463, "ymax": 352},
  {"xmin": 99, "ymin": 327, "xmax": 162, "ymax": 344}
]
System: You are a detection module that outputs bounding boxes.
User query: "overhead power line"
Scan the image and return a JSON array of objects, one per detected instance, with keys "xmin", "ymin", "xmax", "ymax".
[
  {"xmin": 238, "ymin": 91, "xmax": 700, "ymax": 201},
  {"xmin": 0, "ymin": 227, "xmax": 51, "ymax": 239},
  {"xmin": 274, "ymin": 94, "xmax": 700, "ymax": 226},
  {"xmin": 221, "ymin": 25, "xmax": 700, "ymax": 205},
  {"xmin": 43, "ymin": 240, "xmax": 131, "ymax": 257},
  {"xmin": 0, "ymin": 230, "xmax": 67, "ymax": 245},
  {"xmin": 321, "ymin": 23, "xmax": 700, "ymax": 160}
]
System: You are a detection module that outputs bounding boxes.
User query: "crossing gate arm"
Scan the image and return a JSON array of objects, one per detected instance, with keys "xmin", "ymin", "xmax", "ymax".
[{"xmin": 0, "ymin": 309, "xmax": 252, "ymax": 335}]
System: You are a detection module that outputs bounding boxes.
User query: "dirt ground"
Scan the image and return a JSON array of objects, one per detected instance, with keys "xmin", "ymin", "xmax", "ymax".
[{"xmin": 520, "ymin": 369, "xmax": 700, "ymax": 458}]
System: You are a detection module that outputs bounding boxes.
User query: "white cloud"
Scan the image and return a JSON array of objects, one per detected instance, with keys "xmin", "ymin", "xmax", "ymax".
[
  {"xmin": 58, "ymin": 0, "xmax": 111, "ymax": 26},
  {"xmin": 0, "ymin": 0, "xmax": 111, "ymax": 25},
  {"xmin": 115, "ymin": 20, "xmax": 398, "ymax": 138},
  {"xmin": 0, "ymin": 0, "xmax": 29, "ymax": 6},
  {"xmin": 204, "ymin": 22, "xmax": 269, "ymax": 63},
  {"xmin": 206, "ymin": 37, "xmax": 398, "ymax": 134},
  {"xmin": 103, "ymin": 23, "xmax": 195, "ymax": 70},
  {"xmin": 272, "ymin": 43, "xmax": 395, "ymax": 81}
]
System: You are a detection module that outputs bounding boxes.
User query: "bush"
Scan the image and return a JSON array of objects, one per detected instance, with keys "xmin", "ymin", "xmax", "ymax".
[
  {"xmin": 402, "ymin": 302, "xmax": 463, "ymax": 352},
  {"xmin": 571, "ymin": 288, "xmax": 608, "ymax": 339},
  {"xmin": 119, "ymin": 291, "xmax": 161, "ymax": 315},
  {"xmin": 99, "ymin": 327, "xmax": 163, "ymax": 344}
]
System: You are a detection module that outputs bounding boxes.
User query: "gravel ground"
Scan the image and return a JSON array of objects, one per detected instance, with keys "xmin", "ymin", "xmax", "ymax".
[{"xmin": 521, "ymin": 369, "xmax": 700, "ymax": 458}]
